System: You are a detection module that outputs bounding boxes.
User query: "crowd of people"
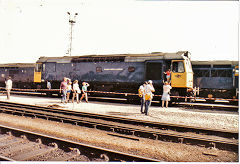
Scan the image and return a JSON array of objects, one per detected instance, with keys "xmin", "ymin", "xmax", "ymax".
[
  {"xmin": 4, "ymin": 70, "xmax": 172, "ymax": 114},
  {"xmin": 60, "ymin": 77, "xmax": 89, "ymax": 104}
]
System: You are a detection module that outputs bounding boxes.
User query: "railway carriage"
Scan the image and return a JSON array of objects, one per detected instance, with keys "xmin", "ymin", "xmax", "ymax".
[
  {"xmin": 0, "ymin": 63, "xmax": 36, "ymax": 89},
  {"xmin": 34, "ymin": 51, "xmax": 193, "ymax": 100},
  {"xmin": 192, "ymin": 60, "xmax": 239, "ymax": 99}
]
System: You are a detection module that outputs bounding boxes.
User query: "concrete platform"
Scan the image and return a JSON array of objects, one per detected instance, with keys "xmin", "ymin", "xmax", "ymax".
[{"xmin": 0, "ymin": 94, "xmax": 238, "ymax": 132}]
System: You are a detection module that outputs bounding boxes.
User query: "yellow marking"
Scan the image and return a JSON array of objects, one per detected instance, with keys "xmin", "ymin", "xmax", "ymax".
[{"xmin": 34, "ymin": 72, "xmax": 41, "ymax": 83}]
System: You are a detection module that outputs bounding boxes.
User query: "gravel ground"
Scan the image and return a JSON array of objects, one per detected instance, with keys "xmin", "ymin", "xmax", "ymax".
[
  {"xmin": 0, "ymin": 95, "xmax": 238, "ymax": 132},
  {"xmin": 0, "ymin": 95, "xmax": 238, "ymax": 162},
  {"xmin": 0, "ymin": 113, "xmax": 238, "ymax": 162}
]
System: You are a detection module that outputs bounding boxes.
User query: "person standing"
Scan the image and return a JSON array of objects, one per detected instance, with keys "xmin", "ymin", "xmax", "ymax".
[
  {"xmin": 144, "ymin": 80, "xmax": 155, "ymax": 115},
  {"xmin": 5, "ymin": 77, "xmax": 12, "ymax": 100},
  {"xmin": 60, "ymin": 77, "xmax": 68, "ymax": 104},
  {"xmin": 80, "ymin": 82, "xmax": 90, "ymax": 103},
  {"xmin": 47, "ymin": 80, "xmax": 51, "ymax": 89},
  {"xmin": 161, "ymin": 81, "xmax": 172, "ymax": 108},
  {"xmin": 164, "ymin": 69, "xmax": 171, "ymax": 82},
  {"xmin": 72, "ymin": 80, "xmax": 81, "ymax": 103},
  {"xmin": 66, "ymin": 81, "xmax": 72, "ymax": 103},
  {"xmin": 138, "ymin": 82, "xmax": 146, "ymax": 114}
]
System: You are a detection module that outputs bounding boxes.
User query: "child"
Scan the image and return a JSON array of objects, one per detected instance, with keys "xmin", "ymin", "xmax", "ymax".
[
  {"xmin": 164, "ymin": 69, "xmax": 171, "ymax": 82},
  {"xmin": 80, "ymin": 82, "xmax": 90, "ymax": 103}
]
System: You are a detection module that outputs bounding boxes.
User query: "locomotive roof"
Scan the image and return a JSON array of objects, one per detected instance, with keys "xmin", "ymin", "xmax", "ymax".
[
  {"xmin": 0, "ymin": 63, "xmax": 35, "ymax": 68},
  {"xmin": 36, "ymin": 51, "xmax": 190, "ymax": 63},
  {"xmin": 192, "ymin": 60, "xmax": 238, "ymax": 66}
]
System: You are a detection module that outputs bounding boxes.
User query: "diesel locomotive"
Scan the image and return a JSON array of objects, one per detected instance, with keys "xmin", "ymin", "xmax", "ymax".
[
  {"xmin": 34, "ymin": 51, "xmax": 193, "ymax": 100},
  {"xmin": 0, "ymin": 52, "xmax": 238, "ymax": 102}
]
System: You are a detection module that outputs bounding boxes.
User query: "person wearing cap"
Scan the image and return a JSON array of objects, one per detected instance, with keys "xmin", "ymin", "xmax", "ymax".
[
  {"xmin": 5, "ymin": 76, "xmax": 12, "ymax": 100},
  {"xmin": 138, "ymin": 81, "xmax": 147, "ymax": 114},
  {"xmin": 161, "ymin": 81, "xmax": 172, "ymax": 108},
  {"xmin": 144, "ymin": 80, "xmax": 155, "ymax": 115}
]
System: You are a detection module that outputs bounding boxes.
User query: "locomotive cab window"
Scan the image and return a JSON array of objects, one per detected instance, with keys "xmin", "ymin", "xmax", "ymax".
[
  {"xmin": 172, "ymin": 61, "xmax": 184, "ymax": 73},
  {"xmin": 35, "ymin": 63, "xmax": 42, "ymax": 72}
]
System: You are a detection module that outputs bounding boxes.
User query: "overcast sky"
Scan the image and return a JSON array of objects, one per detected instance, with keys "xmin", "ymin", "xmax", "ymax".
[{"xmin": 0, "ymin": 0, "xmax": 238, "ymax": 64}]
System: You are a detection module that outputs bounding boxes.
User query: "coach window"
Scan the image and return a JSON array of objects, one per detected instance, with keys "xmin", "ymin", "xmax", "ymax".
[{"xmin": 172, "ymin": 61, "xmax": 184, "ymax": 73}]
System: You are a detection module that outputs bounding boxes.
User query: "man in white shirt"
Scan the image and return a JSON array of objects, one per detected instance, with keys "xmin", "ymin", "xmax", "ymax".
[
  {"xmin": 138, "ymin": 81, "xmax": 147, "ymax": 114},
  {"xmin": 5, "ymin": 77, "xmax": 12, "ymax": 100},
  {"xmin": 144, "ymin": 80, "xmax": 155, "ymax": 115}
]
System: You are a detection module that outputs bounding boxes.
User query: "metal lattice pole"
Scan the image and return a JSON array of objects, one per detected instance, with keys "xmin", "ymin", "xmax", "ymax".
[{"xmin": 67, "ymin": 12, "xmax": 78, "ymax": 56}]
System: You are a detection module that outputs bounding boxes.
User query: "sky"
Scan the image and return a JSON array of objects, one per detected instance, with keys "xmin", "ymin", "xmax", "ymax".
[{"xmin": 0, "ymin": 0, "xmax": 239, "ymax": 64}]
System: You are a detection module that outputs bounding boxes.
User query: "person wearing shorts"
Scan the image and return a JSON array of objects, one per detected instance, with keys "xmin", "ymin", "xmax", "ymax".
[
  {"xmin": 72, "ymin": 80, "xmax": 81, "ymax": 103},
  {"xmin": 80, "ymin": 82, "xmax": 90, "ymax": 103}
]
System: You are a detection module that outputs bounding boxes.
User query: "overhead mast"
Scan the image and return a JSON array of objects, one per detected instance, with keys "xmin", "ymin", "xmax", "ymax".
[{"xmin": 67, "ymin": 12, "xmax": 78, "ymax": 56}]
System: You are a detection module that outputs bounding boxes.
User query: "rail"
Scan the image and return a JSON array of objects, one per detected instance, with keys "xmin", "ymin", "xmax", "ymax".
[
  {"xmin": 0, "ymin": 124, "xmax": 160, "ymax": 162},
  {"xmin": 0, "ymin": 101, "xmax": 238, "ymax": 152},
  {"xmin": 0, "ymin": 87, "xmax": 238, "ymax": 103}
]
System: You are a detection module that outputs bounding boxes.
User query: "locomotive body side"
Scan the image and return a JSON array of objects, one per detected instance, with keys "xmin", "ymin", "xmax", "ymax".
[{"xmin": 35, "ymin": 51, "xmax": 193, "ymax": 99}]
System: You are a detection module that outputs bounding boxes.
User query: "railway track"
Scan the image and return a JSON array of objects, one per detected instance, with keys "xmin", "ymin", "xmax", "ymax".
[
  {"xmin": 0, "ymin": 101, "xmax": 238, "ymax": 153},
  {"xmin": 174, "ymin": 102, "xmax": 238, "ymax": 111},
  {"xmin": 0, "ymin": 124, "xmax": 159, "ymax": 161},
  {"xmin": 1, "ymin": 89, "xmax": 238, "ymax": 107}
]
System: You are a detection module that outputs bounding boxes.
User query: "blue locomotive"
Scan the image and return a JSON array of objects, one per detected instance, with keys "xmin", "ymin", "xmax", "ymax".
[
  {"xmin": 0, "ymin": 53, "xmax": 238, "ymax": 102},
  {"xmin": 34, "ymin": 51, "xmax": 193, "ymax": 100}
]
